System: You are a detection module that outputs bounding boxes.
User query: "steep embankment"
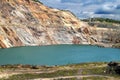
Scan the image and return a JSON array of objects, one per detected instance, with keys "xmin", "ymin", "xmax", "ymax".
[
  {"xmin": 82, "ymin": 18, "xmax": 120, "ymax": 48},
  {"xmin": 0, "ymin": 0, "xmax": 119, "ymax": 48}
]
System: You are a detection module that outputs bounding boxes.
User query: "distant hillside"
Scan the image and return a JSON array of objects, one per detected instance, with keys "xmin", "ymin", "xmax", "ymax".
[
  {"xmin": 82, "ymin": 18, "xmax": 120, "ymax": 24},
  {"xmin": 82, "ymin": 18, "xmax": 120, "ymax": 48},
  {"xmin": 82, "ymin": 18, "xmax": 120, "ymax": 29}
]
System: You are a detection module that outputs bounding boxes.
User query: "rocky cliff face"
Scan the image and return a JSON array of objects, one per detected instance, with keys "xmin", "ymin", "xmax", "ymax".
[{"xmin": 0, "ymin": 0, "xmax": 120, "ymax": 48}]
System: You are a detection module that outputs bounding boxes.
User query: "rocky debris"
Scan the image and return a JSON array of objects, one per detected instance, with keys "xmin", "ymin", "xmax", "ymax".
[{"xmin": 0, "ymin": 0, "xmax": 119, "ymax": 48}]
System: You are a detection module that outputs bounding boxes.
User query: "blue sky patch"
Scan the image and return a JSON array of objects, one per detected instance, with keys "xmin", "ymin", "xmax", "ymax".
[{"xmin": 40, "ymin": 0, "xmax": 120, "ymax": 20}]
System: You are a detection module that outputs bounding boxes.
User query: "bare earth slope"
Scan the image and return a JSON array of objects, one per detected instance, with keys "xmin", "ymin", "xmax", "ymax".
[{"xmin": 0, "ymin": 0, "xmax": 120, "ymax": 48}]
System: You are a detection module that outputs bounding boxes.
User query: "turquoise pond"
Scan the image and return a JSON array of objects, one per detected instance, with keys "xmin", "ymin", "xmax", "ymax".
[{"xmin": 0, "ymin": 45, "xmax": 120, "ymax": 66}]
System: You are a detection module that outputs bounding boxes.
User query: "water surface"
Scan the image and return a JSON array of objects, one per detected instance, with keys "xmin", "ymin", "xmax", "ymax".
[{"xmin": 0, "ymin": 45, "xmax": 120, "ymax": 66}]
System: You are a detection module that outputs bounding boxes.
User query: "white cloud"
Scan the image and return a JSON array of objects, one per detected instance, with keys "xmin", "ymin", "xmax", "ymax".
[{"xmin": 40, "ymin": 0, "xmax": 120, "ymax": 20}]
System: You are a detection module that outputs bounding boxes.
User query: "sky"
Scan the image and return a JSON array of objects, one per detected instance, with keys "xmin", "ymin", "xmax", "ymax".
[{"xmin": 40, "ymin": 0, "xmax": 120, "ymax": 20}]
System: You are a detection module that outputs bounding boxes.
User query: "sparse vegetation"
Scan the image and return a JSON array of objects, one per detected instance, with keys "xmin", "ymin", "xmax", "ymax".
[
  {"xmin": 1, "ymin": 70, "xmax": 77, "ymax": 80},
  {"xmin": 32, "ymin": 0, "xmax": 43, "ymax": 4},
  {"xmin": 0, "ymin": 62, "xmax": 120, "ymax": 80},
  {"xmin": 82, "ymin": 76, "xmax": 108, "ymax": 80},
  {"xmin": 82, "ymin": 18, "xmax": 120, "ymax": 29},
  {"xmin": 55, "ymin": 78, "xmax": 77, "ymax": 80},
  {"xmin": 82, "ymin": 18, "xmax": 120, "ymax": 24},
  {"xmin": 82, "ymin": 67, "xmax": 106, "ymax": 75}
]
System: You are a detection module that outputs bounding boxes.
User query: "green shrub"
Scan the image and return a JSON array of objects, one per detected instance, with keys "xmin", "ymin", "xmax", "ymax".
[
  {"xmin": 82, "ymin": 18, "xmax": 120, "ymax": 24},
  {"xmin": 32, "ymin": 0, "xmax": 43, "ymax": 4}
]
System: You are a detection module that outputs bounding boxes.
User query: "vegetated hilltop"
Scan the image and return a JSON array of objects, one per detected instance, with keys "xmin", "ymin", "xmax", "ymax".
[
  {"xmin": 82, "ymin": 18, "xmax": 120, "ymax": 48},
  {"xmin": 0, "ymin": 0, "xmax": 120, "ymax": 48}
]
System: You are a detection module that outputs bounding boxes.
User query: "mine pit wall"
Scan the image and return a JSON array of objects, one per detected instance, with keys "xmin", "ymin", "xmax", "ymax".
[
  {"xmin": 0, "ymin": 0, "xmax": 119, "ymax": 48},
  {"xmin": 0, "ymin": 24, "xmax": 118, "ymax": 48}
]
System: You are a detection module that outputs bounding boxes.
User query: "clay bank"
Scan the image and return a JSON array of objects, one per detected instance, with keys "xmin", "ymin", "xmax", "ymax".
[{"xmin": 0, "ymin": 0, "xmax": 120, "ymax": 48}]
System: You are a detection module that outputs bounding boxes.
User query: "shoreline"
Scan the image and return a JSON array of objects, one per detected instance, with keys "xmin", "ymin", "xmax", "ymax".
[
  {"xmin": 0, "ymin": 62, "xmax": 120, "ymax": 80},
  {"xmin": 0, "ymin": 43, "xmax": 119, "ymax": 49}
]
